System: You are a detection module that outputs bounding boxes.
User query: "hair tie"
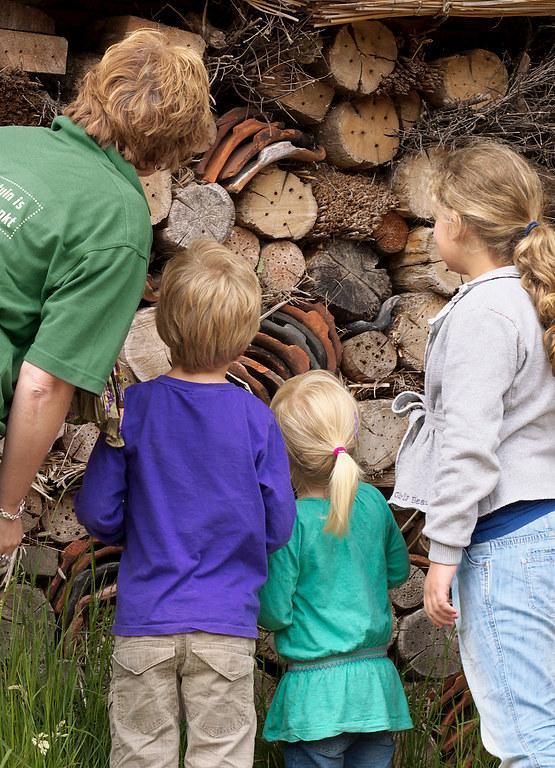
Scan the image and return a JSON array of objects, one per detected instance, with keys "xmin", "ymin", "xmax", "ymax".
[
  {"xmin": 333, "ymin": 446, "xmax": 347, "ymax": 457},
  {"xmin": 523, "ymin": 220, "xmax": 540, "ymax": 237}
]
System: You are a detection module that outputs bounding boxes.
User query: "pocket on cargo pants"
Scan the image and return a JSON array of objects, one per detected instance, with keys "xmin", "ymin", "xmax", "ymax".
[
  {"xmin": 111, "ymin": 636, "xmax": 177, "ymax": 735},
  {"xmin": 188, "ymin": 640, "xmax": 255, "ymax": 738}
]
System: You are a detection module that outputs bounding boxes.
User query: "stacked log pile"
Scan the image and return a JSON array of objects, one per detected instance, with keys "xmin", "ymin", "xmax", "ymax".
[{"xmin": 1, "ymin": 3, "xmax": 553, "ymax": 762}]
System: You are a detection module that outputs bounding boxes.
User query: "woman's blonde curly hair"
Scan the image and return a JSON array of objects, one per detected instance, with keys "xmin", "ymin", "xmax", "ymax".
[
  {"xmin": 65, "ymin": 30, "xmax": 212, "ymax": 171},
  {"xmin": 431, "ymin": 141, "xmax": 555, "ymax": 374}
]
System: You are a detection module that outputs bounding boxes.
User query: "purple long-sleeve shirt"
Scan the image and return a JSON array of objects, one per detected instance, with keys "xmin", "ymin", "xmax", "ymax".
[{"xmin": 75, "ymin": 375, "xmax": 297, "ymax": 638}]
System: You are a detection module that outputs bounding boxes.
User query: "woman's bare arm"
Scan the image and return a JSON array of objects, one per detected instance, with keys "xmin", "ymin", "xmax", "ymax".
[{"xmin": 0, "ymin": 362, "xmax": 74, "ymax": 555}]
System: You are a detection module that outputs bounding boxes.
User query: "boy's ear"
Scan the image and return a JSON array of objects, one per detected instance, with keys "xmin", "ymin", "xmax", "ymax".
[{"xmin": 143, "ymin": 274, "xmax": 161, "ymax": 303}]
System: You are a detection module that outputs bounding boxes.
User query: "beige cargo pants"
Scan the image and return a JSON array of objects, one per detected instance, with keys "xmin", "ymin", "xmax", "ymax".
[{"xmin": 109, "ymin": 632, "xmax": 257, "ymax": 768}]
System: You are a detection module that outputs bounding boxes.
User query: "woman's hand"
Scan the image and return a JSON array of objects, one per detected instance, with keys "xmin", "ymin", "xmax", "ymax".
[
  {"xmin": 424, "ymin": 562, "xmax": 459, "ymax": 628},
  {"xmin": 0, "ymin": 517, "xmax": 24, "ymax": 557}
]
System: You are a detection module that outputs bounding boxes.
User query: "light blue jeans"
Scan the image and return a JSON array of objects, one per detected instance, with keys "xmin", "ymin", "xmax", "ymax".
[
  {"xmin": 282, "ymin": 732, "xmax": 394, "ymax": 768},
  {"xmin": 452, "ymin": 509, "xmax": 555, "ymax": 768}
]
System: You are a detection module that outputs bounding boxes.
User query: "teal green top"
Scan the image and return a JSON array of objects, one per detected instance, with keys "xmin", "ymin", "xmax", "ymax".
[
  {"xmin": 0, "ymin": 116, "xmax": 152, "ymax": 435},
  {"xmin": 258, "ymin": 482, "xmax": 413, "ymax": 742}
]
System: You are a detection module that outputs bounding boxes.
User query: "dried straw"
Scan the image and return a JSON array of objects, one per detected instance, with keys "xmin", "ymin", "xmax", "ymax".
[{"xmin": 303, "ymin": 1, "xmax": 555, "ymax": 26}]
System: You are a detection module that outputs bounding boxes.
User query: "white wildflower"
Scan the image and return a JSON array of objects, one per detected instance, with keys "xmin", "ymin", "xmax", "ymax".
[{"xmin": 32, "ymin": 733, "xmax": 50, "ymax": 755}]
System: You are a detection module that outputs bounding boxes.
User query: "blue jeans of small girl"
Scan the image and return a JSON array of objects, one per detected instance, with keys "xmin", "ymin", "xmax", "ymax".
[
  {"xmin": 282, "ymin": 732, "xmax": 394, "ymax": 768},
  {"xmin": 452, "ymin": 509, "xmax": 555, "ymax": 768}
]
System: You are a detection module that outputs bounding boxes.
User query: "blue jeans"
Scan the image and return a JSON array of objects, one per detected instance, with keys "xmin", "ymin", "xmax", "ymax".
[
  {"xmin": 452, "ymin": 509, "xmax": 555, "ymax": 768},
  {"xmin": 282, "ymin": 732, "xmax": 394, "ymax": 768}
]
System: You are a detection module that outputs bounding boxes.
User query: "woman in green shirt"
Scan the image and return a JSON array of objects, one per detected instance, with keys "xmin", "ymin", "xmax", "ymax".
[
  {"xmin": 259, "ymin": 371, "xmax": 412, "ymax": 767},
  {"xmin": 0, "ymin": 30, "xmax": 211, "ymax": 562}
]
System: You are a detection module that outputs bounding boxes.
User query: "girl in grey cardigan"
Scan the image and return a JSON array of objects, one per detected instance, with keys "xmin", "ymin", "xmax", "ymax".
[{"xmin": 392, "ymin": 142, "xmax": 555, "ymax": 768}]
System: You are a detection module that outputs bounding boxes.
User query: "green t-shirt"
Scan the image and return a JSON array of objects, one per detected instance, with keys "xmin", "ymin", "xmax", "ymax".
[
  {"xmin": 0, "ymin": 116, "xmax": 152, "ymax": 435},
  {"xmin": 258, "ymin": 483, "xmax": 412, "ymax": 741}
]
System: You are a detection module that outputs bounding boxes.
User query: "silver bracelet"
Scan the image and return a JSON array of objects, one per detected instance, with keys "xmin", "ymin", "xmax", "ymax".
[{"xmin": 0, "ymin": 501, "xmax": 25, "ymax": 521}]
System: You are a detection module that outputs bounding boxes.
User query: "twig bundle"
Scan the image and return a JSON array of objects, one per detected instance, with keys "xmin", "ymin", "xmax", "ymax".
[
  {"xmin": 401, "ymin": 48, "xmax": 555, "ymax": 171},
  {"xmin": 207, "ymin": 4, "xmax": 323, "ymax": 108}
]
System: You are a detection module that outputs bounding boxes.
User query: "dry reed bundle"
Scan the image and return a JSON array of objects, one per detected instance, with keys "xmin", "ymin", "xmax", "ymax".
[
  {"xmin": 244, "ymin": 0, "xmax": 304, "ymax": 20},
  {"xmin": 401, "ymin": 47, "xmax": 555, "ymax": 172},
  {"xmin": 303, "ymin": 1, "xmax": 555, "ymax": 26}
]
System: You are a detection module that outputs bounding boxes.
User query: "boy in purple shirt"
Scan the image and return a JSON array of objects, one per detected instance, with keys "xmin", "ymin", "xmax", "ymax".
[{"xmin": 76, "ymin": 239, "xmax": 296, "ymax": 768}]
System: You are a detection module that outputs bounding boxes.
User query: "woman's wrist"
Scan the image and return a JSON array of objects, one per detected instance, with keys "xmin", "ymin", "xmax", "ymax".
[{"xmin": 0, "ymin": 500, "xmax": 25, "ymax": 520}]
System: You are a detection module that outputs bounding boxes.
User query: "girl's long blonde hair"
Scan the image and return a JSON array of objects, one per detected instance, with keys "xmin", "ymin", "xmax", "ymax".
[
  {"xmin": 431, "ymin": 141, "xmax": 555, "ymax": 373},
  {"xmin": 271, "ymin": 371, "xmax": 362, "ymax": 536}
]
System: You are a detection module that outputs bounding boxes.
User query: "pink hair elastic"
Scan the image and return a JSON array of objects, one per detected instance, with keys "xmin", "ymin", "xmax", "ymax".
[{"xmin": 333, "ymin": 446, "xmax": 347, "ymax": 457}]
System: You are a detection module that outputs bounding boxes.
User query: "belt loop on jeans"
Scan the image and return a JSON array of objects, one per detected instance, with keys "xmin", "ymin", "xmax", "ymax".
[{"xmin": 287, "ymin": 645, "xmax": 388, "ymax": 672}]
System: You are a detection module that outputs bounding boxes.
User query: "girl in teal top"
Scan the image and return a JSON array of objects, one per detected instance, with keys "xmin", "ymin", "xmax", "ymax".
[{"xmin": 259, "ymin": 370, "xmax": 412, "ymax": 768}]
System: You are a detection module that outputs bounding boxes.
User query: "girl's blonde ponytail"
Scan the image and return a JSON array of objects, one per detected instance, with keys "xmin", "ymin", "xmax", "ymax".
[
  {"xmin": 271, "ymin": 370, "xmax": 362, "ymax": 537},
  {"xmin": 431, "ymin": 141, "xmax": 555, "ymax": 373},
  {"xmin": 327, "ymin": 449, "xmax": 361, "ymax": 536},
  {"xmin": 513, "ymin": 225, "xmax": 555, "ymax": 373}
]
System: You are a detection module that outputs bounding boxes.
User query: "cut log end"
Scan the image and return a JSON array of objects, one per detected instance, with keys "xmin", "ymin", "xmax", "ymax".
[
  {"xmin": 391, "ymin": 149, "xmax": 447, "ymax": 220},
  {"xmin": 160, "ymin": 182, "xmax": 235, "ymax": 249},
  {"xmin": 305, "ymin": 240, "xmax": 391, "ymax": 323},
  {"xmin": 341, "ymin": 331, "xmax": 397, "ymax": 383},
  {"xmin": 327, "ymin": 22, "xmax": 397, "ymax": 96},
  {"xmin": 390, "ymin": 226, "xmax": 465, "ymax": 297},
  {"xmin": 358, "ymin": 399, "xmax": 408, "ymax": 477},
  {"xmin": 259, "ymin": 241, "xmax": 306, "ymax": 293},
  {"xmin": 397, "ymin": 608, "xmax": 461, "ymax": 679},
  {"xmin": 428, "ymin": 49, "xmax": 508, "ymax": 109},
  {"xmin": 389, "ymin": 565, "xmax": 425, "ymax": 611},
  {"xmin": 139, "ymin": 170, "xmax": 172, "ymax": 225},
  {"xmin": 387, "ymin": 292, "xmax": 447, "ymax": 371},
  {"xmin": 319, "ymin": 95, "xmax": 399, "ymax": 169},
  {"xmin": 374, "ymin": 212, "xmax": 409, "ymax": 254},
  {"xmin": 224, "ymin": 226, "xmax": 261, "ymax": 269},
  {"xmin": 235, "ymin": 166, "xmax": 317, "ymax": 241}
]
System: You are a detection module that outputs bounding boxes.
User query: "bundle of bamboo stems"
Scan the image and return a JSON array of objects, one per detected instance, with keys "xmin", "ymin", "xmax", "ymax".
[{"xmin": 299, "ymin": 1, "xmax": 555, "ymax": 25}]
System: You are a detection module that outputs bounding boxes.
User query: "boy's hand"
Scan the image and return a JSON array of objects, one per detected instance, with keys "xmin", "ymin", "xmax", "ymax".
[{"xmin": 424, "ymin": 562, "xmax": 459, "ymax": 628}]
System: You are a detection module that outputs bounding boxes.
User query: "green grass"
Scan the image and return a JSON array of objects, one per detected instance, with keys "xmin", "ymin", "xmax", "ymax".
[{"xmin": 0, "ymin": 581, "xmax": 498, "ymax": 768}]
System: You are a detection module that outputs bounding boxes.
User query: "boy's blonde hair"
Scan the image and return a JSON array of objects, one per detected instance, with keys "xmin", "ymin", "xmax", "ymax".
[
  {"xmin": 271, "ymin": 371, "xmax": 362, "ymax": 537},
  {"xmin": 431, "ymin": 141, "xmax": 555, "ymax": 373},
  {"xmin": 156, "ymin": 239, "xmax": 261, "ymax": 372},
  {"xmin": 65, "ymin": 30, "xmax": 212, "ymax": 171}
]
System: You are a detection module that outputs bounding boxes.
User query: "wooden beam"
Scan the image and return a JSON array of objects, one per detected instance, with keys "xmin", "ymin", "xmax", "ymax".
[
  {"xmin": 0, "ymin": 1, "xmax": 55, "ymax": 34},
  {"xmin": 97, "ymin": 15, "xmax": 205, "ymax": 57},
  {"xmin": 0, "ymin": 29, "xmax": 67, "ymax": 73}
]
